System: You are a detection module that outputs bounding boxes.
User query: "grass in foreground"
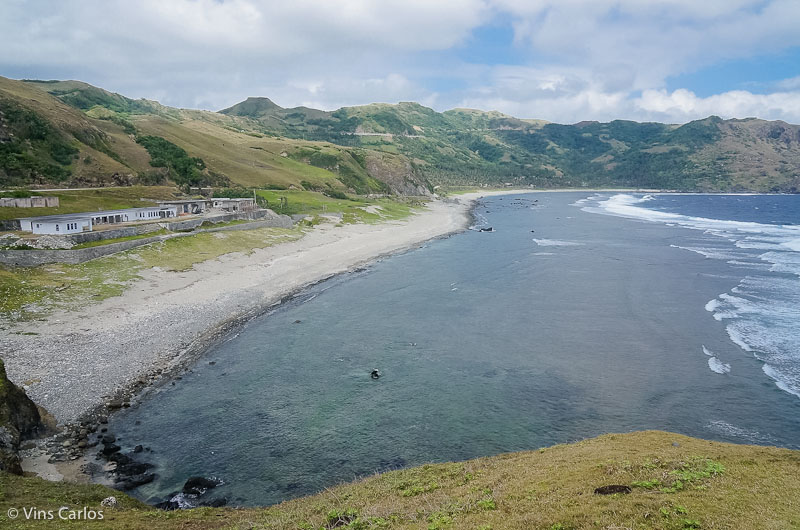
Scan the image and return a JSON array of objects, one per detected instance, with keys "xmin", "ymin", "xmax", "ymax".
[{"xmin": 1, "ymin": 431, "xmax": 798, "ymax": 529}]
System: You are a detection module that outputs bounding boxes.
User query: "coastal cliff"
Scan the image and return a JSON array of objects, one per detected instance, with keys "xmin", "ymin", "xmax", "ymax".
[{"xmin": 0, "ymin": 358, "xmax": 43, "ymax": 474}]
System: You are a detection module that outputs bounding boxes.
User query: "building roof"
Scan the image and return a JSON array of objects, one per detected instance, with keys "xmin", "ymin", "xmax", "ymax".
[
  {"xmin": 19, "ymin": 206, "xmax": 174, "ymax": 223},
  {"xmin": 158, "ymin": 199, "xmax": 212, "ymax": 204}
]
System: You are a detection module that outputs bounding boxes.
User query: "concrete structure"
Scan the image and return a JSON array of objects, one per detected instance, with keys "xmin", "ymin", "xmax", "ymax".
[
  {"xmin": 158, "ymin": 199, "xmax": 212, "ymax": 215},
  {"xmin": 211, "ymin": 198, "xmax": 256, "ymax": 212},
  {"xmin": 19, "ymin": 206, "xmax": 177, "ymax": 235},
  {"xmin": 0, "ymin": 196, "xmax": 59, "ymax": 208}
]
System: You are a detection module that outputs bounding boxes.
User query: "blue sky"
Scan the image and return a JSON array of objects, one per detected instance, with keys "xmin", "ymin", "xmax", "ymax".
[
  {"xmin": 2, "ymin": 0, "xmax": 800, "ymax": 123},
  {"xmin": 665, "ymin": 49, "xmax": 800, "ymax": 96}
]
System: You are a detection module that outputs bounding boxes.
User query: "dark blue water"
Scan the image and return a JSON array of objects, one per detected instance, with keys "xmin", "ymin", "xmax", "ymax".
[
  {"xmin": 645, "ymin": 193, "xmax": 800, "ymax": 225},
  {"xmin": 108, "ymin": 192, "xmax": 800, "ymax": 507}
]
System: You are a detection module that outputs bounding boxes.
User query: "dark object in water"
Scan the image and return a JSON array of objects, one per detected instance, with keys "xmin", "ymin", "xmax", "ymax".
[
  {"xmin": 594, "ymin": 485, "xmax": 631, "ymax": 495},
  {"xmin": 183, "ymin": 476, "xmax": 222, "ymax": 495},
  {"xmin": 154, "ymin": 499, "xmax": 180, "ymax": 511},
  {"xmin": 117, "ymin": 473, "xmax": 156, "ymax": 490},
  {"xmin": 479, "ymin": 227, "xmax": 493, "ymax": 232},
  {"xmin": 370, "ymin": 369, "xmax": 381, "ymax": 379}
]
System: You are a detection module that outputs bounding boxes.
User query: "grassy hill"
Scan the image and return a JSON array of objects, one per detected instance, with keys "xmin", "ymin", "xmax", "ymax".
[
  {"xmin": 0, "ymin": 77, "xmax": 431, "ymax": 195},
  {"xmin": 1, "ymin": 431, "xmax": 798, "ymax": 529},
  {"xmin": 2, "ymin": 75, "xmax": 800, "ymax": 193}
]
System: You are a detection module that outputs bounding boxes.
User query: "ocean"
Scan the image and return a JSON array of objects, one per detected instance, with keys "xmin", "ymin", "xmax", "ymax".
[{"xmin": 107, "ymin": 191, "xmax": 800, "ymax": 507}]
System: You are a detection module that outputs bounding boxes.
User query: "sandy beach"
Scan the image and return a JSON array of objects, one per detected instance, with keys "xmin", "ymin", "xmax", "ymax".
[{"xmin": 1, "ymin": 192, "xmax": 513, "ymax": 426}]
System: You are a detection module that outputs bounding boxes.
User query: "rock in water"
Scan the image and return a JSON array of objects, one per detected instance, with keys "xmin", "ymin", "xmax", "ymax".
[
  {"xmin": 117, "ymin": 473, "xmax": 157, "ymax": 490},
  {"xmin": 0, "ymin": 358, "xmax": 44, "ymax": 474},
  {"xmin": 154, "ymin": 499, "xmax": 180, "ymax": 511},
  {"xmin": 183, "ymin": 476, "xmax": 222, "ymax": 495},
  {"xmin": 101, "ymin": 443, "xmax": 121, "ymax": 456}
]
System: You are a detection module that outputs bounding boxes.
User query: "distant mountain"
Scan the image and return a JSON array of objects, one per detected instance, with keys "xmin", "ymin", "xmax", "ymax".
[{"xmin": 2, "ymin": 75, "xmax": 799, "ymax": 193}]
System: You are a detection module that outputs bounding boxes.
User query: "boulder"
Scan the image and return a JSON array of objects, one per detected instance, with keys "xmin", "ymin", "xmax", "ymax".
[
  {"xmin": 0, "ymin": 358, "xmax": 44, "ymax": 474},
  {"xmin": 183, "ymin": 476, "xmax": 222, "ymax": 495},
  {"xmin": 116, "ymin": 473, "xmax": 156, "ymax": 490},
  {"xmin": 101, "ymin": 443, "xmax": 121, "ymax": 456},
  {"xmin": 154, "ymin": 500, "xmax": 180, "ymax": 511}
]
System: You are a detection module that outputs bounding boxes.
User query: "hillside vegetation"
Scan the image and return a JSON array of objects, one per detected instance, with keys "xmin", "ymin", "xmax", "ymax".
[
  {"xmin": 1, "ymin": 431, "xmax": 799, "ymax": 529},
  {"xmin": 2, "ymin": 76, "xmax": 800, "ymax": 193}
]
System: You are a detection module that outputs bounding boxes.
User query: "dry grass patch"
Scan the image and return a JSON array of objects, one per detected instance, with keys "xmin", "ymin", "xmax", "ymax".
[{"xmin": 4, "ymin": 432, "xmax": 795, "ymax": 529}]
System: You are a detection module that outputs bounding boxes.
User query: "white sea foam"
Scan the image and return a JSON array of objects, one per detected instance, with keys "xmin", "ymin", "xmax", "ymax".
[
  {"xmin": 708, "ymin": 357, "xmax": 731, "ymax": 374},
  {"xmin": 670, "ymin": 245, "xmax": 745, "ymax": 260},
  {"xmin": 587, "ymin": 194, "xmax": 800, "ymax": 253},
  {"xmin": 532, "ymin": 239, "xmax": 583, "ymax": 247},
  {"xmin": 783, "ymin": 238, "xmax": 800, "ymax": 252},
  {"xmin": 702, "ymin": 345, "xmax": 714, "ymax": 356},
  {"xmin": 726, "ymin": 260, "xmax": 773, "ymax": 271},
  {"xmin": 469, "ymin": 212, "xmax": 490, "ymax": 231},
  {"xmin": 764, "ymin": 365, "xmax": 800, "ymax": 398},
  {"xmin": 532, "ymin": 252, "xmax": 555, "ymax": 256},
  {"xmin": 582, "ymin": 192, "xmax": 800, "ymax": 400},
  {"xmin": 706, "ymin": 420, "xmax": 776, "ymax": 444}
]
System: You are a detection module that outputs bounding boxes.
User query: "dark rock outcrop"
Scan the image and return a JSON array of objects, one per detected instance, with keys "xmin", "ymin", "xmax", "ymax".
[
  {"xmin": 0, "ymin": 358, "xmax": 44, "ymax": 474},
  {"xmin": 183, "ymin": 476, "xmax": 222, "ymax": 495}
]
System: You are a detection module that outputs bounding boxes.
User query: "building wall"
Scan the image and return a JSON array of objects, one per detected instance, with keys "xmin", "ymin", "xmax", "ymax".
[
  {"xmin": 31, "ymin": 219, "xmax": 90, "ymax": 235},
  {"xmin": 0, "ymin": 197, "xmax": 59, "ymax": 208},
  {"xmin": 161, "ymin": 201, "xmax": 209, "ymax": 215}
]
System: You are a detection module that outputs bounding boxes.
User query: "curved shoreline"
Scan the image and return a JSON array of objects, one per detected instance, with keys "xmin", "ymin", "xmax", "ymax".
[{"xmin": 3, "ymin": 192, "xmax": 527, "ymax": 431}]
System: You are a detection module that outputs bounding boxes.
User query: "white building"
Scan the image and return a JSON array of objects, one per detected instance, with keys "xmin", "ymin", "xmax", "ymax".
[
  {"xmin": 19, "ymin": 206, "xmax": 178, "ymax": 235},
  {"xmin": 23, "ymin": 215, "xmax": 92, "ymax": 235}
]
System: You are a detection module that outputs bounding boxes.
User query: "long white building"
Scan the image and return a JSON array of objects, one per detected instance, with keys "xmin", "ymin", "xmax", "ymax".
[{"xmin": 19, "ymin": 206, "xmax": 178, "ymax": 235}]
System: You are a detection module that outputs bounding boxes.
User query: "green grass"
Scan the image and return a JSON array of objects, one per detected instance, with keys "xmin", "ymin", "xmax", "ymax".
[
  {"xmin": 1, "ymin": 432, "xmax": 799, "ymax": 529},
  {"xmin": 0, "ymin": 190, "xmax": 423, "ymax": 322},
  {"xmin": 0, "ymin": 186, "xmax": 180, "ymax": 221},
  {"xmin": 257, "ymin": 189, "xmax": 422, "ymax": 224},
  {"xmin": 0, "ymin": 226, "xmax": 302, "ymax": 322}
]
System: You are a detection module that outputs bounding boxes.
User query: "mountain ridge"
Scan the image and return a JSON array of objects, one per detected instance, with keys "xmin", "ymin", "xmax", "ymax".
[{"xmin": 2, "ymin": 76, "xmax": 799, "ymax": 193}]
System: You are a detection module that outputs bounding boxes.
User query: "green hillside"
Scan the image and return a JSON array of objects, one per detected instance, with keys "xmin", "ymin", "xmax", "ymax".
[
  {"xmin": 0, "ymin": 77, "xmax": 431, "ymax": 195},
  {"xmin": 2, "ymin": 75, "xmax": 800, "ymax": 193},
  {"xmin": 2, "ymin": 431, "xmax": 799, "ymax": 529}
]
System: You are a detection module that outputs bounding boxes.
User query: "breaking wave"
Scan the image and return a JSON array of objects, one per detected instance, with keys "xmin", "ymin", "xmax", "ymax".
[
  {"xmin": 706, "ymin": 420, "xmax": 776, "ymax": 445},
  {"xmin": 582, "ymin": 193, "xmax": 800, "ymax": 399}
]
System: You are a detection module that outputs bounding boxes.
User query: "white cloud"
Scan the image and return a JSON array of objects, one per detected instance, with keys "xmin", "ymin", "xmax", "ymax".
[
  {"xmin": 492, "ymin": 0, "xmax": 800, "ymax": 89},
  {"xmin": 1, "ymin": 0, "xmax": 800, "ymax": 123},
  {"xmin": 635, "ymin": 88, "xmax": 800, "ymax": 123}
]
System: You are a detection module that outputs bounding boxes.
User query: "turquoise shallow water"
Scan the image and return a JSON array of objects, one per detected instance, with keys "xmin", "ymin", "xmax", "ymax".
[{"xmin": 108, "ymin": 192, "xmax": 800, "ymax": 507}]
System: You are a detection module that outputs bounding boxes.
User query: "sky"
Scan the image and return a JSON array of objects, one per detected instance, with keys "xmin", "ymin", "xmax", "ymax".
[{"xmin": 2, "ymin": 0, "xmax": 800, "ymax": 124}]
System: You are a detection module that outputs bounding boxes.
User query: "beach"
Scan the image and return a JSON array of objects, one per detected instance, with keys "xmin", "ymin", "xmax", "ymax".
[{"xmin": 1, "ymin": 192, "xmax": 507, "ymax": 426}]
